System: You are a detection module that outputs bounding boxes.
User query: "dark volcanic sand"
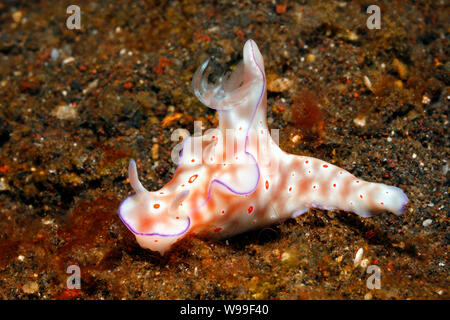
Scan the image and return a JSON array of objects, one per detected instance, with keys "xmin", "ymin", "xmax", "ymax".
[{"xmin": 0, "ymin": 0, "xmax": 448, "ymax": 299}]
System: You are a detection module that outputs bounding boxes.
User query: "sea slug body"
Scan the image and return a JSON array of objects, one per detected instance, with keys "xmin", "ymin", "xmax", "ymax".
[{"xmin": 119, "ymin": 40, "xmax": 409, "ymax": 255}]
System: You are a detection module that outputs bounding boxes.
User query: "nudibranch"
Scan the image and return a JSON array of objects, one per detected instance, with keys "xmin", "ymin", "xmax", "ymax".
[{"xmin": 119, "ymin": 40, "xmax": 408, "ymax": 255}]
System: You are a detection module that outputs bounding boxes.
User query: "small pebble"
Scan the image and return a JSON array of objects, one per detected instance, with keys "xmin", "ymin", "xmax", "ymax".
[
  {"xmin": 267, "ymin": 76, "xmax": 293, "ymax": 92},
  {"xmin": 306, "ymin": 54, "xmax": 316, "ymax": 63},
  {"xmin": 354, "ymin": 248, "xmax": 363, "ymax": 266},
  {"xmin": 364, "ymin": 292, "xmax": 373, "ymax": 300},
  {"xmin": 393, "ymin": 58, "xmax": 408, "ymax": 79},
  {"xmin": 281, "ymin": 252, "xmax": 291, "ymax": 262},
  {"xmin": 422, "ymin": 95, "xmax": 431, "ymax": 105},
  {"xmin": 41, "ymin": 218, "xmax": 54, "ymax": 225},
  {"xmin": 0, "ymin": 177, "xmax": 9, "ymax": 191},
  {"xmin": 342, "ymin": 30, "xmax": 358, "ymax": 42},
  {"xmin": 353, "ymin": 115, "xmax": 366, "ymax": 127},
  {"xmin": 363, "ymin": 75, "xmax": 373, "ymax": 92},
  {"xmin": 422, "ymin": 219, "xmax": 432, "ymax": 227},
  {"xmin": 50, "ymin": 48, "xmax": 59, "ymax": 61},
  {"xmin": 275, "ymin": 4, "xmax": 287, "ymax": 14},
  {"xmin": 22, "ymin": 281, "xmax": 39, "ymax": 294},
  {"xmin": 12, "ymin": 10, "xmax": 23, "ymax": 23},
  {"xmin": 83, "ymin": 79, "xmax": 99, "ymax": 95},
  {"xmin": 52, "ymin": 104, "xmax": 77, "ymax": 120},
  {"xmin": 360, "ymin": 258, "xmax": 369, "ymax": 268},
  {"xmin": 394, "ymin": 80, "xmax": 403, "ymax": 89},
  {"xmin": 62, "ymin": 57, "xmax": 75, "ymax": 65},
  {"xmin": 151, "ymin": 144, "xmax": 159, "ymax": 160},
  {"xmin": 291, "ymin": 135, "xmax": 301, "ymax": 144}
]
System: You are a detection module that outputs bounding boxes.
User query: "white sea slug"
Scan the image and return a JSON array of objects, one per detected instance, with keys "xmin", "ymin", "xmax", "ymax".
[{"xmin": 119, "ymin": 40, "xmax": 409, "ymax": 255}]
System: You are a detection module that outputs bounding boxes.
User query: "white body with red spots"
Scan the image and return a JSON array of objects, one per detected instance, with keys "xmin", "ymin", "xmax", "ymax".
[{"xmin": 119, "ymin": 40, "xmax": 409, "ymax": 255}]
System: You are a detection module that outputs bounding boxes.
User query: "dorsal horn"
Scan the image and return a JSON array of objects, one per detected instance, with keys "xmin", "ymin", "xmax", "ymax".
[
  {"xmin": 243, "ymin": 39, "xmax": 265, "ymax": 82},
  {"xmin": 128, "ymin": 159, "xmax": 148, "ymax": 194}
]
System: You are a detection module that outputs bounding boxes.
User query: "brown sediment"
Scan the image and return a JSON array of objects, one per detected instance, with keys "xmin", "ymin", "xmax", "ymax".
[{"xmin": 0, "ymin": 0, "xmax": 447, "ymax": 300}]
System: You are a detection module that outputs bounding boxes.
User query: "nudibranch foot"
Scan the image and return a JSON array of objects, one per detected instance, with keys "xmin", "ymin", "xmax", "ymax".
[{"xmin": 118, "ymin": 39, "xmax": 409, "ymax": 255}]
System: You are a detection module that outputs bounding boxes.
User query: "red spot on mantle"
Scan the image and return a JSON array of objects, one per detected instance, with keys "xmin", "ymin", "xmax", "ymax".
[
  {"xmin": 248, "ymin": 206, "xmax": 254, "ymax": 214},
  {"xmin": 214, "ymin": 227, "xmax": 222, "ymax": 232},
  {"xmin": 188, "ymin": 174, "xmax": 198, "ymax": 183}
]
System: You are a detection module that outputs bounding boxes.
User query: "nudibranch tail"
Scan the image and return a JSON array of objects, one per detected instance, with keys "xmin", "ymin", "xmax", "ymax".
[
  {"xmin": 340, "ymin": 183, "xmax": 409, "ymax": 218},
  {"xmin": 381, "ymin": 185, "xmax": 409, "ymax": 216},
  {"xmin": 278, "ymin": 156, "xmax": 409, "ymax": 219}
]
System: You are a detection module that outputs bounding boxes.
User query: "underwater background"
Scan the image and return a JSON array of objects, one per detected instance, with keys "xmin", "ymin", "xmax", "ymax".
[{"xmin": 0, "ymin": 0, "xmax": 448, "ymax": 299}]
